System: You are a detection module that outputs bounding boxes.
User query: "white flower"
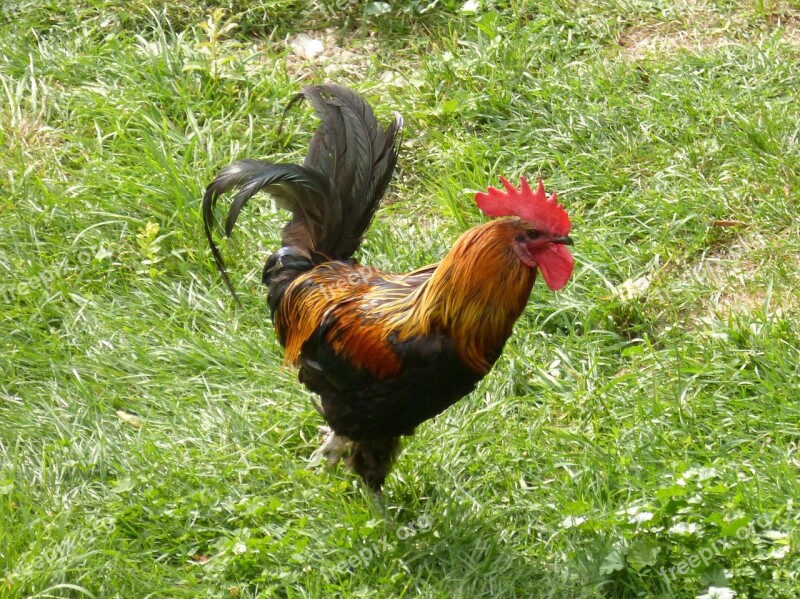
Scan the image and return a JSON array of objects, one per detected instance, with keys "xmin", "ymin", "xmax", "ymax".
[
  {"xmin": 697, "ymin": 587, "xmax": 736, "ymax": 599},
  {"xmin": 668, "ymin": 522, "xmax": 699, "ymax": 535}
]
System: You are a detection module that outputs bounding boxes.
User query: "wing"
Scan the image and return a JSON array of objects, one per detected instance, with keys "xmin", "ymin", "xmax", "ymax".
[
  {"xmin": 297, "ymin": 263, "xmax": 440, "ymax": 379},
  {"xmin": 277, "ymin": 262, "xmax": 438, "ymax": 374}
]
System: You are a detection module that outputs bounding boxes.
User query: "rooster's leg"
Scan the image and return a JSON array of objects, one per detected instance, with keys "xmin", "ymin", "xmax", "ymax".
[
  {"xmin": 308, "ymin": 426, "xmax": 351, "ymax": 468},
  {"xmin": 347, "ymin": 437, "xmax": 402, "ymax": 494}
]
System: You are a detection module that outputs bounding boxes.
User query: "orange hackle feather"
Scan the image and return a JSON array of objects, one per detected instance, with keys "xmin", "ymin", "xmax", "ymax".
[{"xmin": 392, "ymin": 219, "xmax": 536, "ymax": 373}]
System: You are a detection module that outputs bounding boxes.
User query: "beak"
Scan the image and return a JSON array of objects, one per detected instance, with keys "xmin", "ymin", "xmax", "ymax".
[{"xmin": 551, "ymin": 235, "xmax": 573, "ymax": 246}]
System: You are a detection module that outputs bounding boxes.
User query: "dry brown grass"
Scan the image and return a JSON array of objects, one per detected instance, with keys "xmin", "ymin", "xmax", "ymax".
[
  {"xmin": 679, "ymin": 227, "xmax": 799, "ymax": 319},
  {"xmin": 616, "ymin": 2, "xmax": 800, "ymax": 60}
]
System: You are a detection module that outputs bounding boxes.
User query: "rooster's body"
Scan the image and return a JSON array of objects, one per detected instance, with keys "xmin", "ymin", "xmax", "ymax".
[{"xmin": 203, "ymin": 84, "xmax": 574, "ymax": 493}]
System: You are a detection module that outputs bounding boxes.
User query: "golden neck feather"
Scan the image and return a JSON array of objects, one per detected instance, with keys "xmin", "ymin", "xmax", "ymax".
[{"xmin": 399, "ymin": 219, "xmax": 536, "ymax": 373}]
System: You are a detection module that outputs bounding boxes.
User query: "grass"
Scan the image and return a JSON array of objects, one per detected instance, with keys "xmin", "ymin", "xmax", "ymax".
[{"xmin": 1, "ymin": 0, "xmax": 800, "ymax": 597}]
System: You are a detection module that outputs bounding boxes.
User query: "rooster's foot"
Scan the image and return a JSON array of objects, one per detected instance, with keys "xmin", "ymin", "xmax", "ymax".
[{"xmin": 307, "ymin": 426, "xmax": 351, "ymax": 469}]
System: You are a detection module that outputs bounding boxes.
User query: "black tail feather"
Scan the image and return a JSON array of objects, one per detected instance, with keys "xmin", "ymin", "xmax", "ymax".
[
  {"xmin": 202, "ymin": 84, "xmax": 402, "ymax": 304},
  {"xmin": 202, "ymin": 160, "xmax": 332, "ymax": 306}
]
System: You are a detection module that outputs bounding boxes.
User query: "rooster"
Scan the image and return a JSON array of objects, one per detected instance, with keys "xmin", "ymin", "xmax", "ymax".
[{"xmin": 203, "ymin": 84, "xmax": 574, "ymax": 494}]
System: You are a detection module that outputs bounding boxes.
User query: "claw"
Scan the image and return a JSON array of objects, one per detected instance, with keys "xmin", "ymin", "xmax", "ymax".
[{"xmin": 307, "ymin": 426, "xmax": 351, "ymax": 469}]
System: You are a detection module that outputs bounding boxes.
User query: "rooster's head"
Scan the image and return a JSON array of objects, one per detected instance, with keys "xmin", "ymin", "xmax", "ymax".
[{"xmin": 475, "ymin": 177, "xmax": 574, "ymax": 291}]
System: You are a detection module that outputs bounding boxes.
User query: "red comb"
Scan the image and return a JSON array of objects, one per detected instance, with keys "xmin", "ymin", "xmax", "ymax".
[{"xmin": 475, "ymin": 176, "xmax": 571, "ymax": 237}]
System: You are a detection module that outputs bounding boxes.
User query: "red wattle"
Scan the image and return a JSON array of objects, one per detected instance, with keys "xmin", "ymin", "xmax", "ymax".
[{"xmin": 531, "ymin": 244, "xmax": 574, "ymax": 291}]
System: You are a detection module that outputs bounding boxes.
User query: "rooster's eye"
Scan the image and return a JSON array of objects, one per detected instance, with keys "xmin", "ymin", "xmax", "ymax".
[{"xmin": 525, "ymin": 230, "xmax": 544, "ymax": 240}]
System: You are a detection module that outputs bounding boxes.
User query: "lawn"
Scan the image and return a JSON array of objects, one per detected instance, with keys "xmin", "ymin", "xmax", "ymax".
[{"xmin": 1, "ymin": 0, "xmax": 799, "ymax": 597}]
